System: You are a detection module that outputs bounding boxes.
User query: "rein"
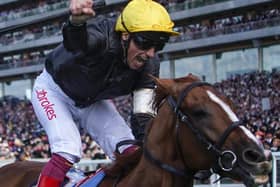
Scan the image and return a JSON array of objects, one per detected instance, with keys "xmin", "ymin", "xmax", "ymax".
[{"xmin": 143, "ymin": 81, "xmax": 242, "ymax": 179}]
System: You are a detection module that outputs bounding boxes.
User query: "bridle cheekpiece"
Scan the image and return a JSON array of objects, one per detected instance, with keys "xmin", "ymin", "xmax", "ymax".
[{"xmin": 143, "ymin": 81, "xmax": 242, "ymax": 180}]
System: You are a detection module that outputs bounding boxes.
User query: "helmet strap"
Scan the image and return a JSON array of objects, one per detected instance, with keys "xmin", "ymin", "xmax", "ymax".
[
  {"xmin": 121, "ymin": 13, "xmax": 130, "ymax": 33},
  {"xmin": 121, "ymin": 33, "xmax": 131, "ymax": 65}
]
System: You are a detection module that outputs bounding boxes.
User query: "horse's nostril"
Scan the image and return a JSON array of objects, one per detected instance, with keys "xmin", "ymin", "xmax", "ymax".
[{"xmin": 243, "ymin": 149, "xmax": 264, "ymax": 164}]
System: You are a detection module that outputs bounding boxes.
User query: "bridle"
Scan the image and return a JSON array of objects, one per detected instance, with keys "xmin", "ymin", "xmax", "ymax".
[{"xmin": 143, "ymin": 81, "xmax": 242, "ymax": 179}]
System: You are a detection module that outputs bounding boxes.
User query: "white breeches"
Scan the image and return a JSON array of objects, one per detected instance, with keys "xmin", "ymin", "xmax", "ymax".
[{"xmin": 31, "ymin": 69, "xmax": 134, "ymax": 162}]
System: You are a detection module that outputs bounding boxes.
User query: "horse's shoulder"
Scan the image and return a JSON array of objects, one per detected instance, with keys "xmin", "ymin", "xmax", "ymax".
[{"xmin": 104, "ymin": 148, "xmax": 142, "ymax": 177}]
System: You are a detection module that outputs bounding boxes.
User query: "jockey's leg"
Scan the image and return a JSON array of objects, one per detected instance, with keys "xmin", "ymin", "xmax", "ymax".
[
  {"xmin": 79, "ymin": 99, "xmax": 143, "ymax": 176},
  {"xmin": 104, "ymin": 142, "xmax": 142, "ymax": 177},
  {"xmin": 37, "ymin": 153, "xmax": 74, "ymax": 187},
  {"xmin": 31, "ymin": 70, "xmax": 82, "ymax": 187},
  {"xmin": 81, "ymin": 100, "xmax": 136, "ymax": 159},
  {"xmin": 130, "ymin": 113, "xmax": 154, "ymax": 142}
]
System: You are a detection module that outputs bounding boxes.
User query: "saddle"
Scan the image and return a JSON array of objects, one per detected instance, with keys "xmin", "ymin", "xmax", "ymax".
[
  {"xmin": 31, "ymin": 141, "xmax": 142, "ymax": 187},
  {"xmin": 62, "ymin": 146, "xmax": 142, "ymax": 187},
  {"xmin": 71, "ymin": 168, "xmax": 106, "ymax": 187}
]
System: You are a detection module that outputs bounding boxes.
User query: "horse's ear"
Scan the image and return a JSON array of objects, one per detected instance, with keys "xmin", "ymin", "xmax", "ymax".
[
  {"xmin": 187, "ymin": 73, "xmax": 201, "ymax": 81},
  {"xmin": 148, "ymin": 74, "xmax": 174, "ymax": 94}
]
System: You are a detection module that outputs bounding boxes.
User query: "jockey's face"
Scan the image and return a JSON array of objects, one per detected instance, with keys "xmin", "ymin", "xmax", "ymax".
[
  {"xmin": 121, "ymin": 32, "xmax": 168, "ymax": 70},
  {"xmin": 127, "ymin": 40, "xmax": 156, "ymax": 70}
]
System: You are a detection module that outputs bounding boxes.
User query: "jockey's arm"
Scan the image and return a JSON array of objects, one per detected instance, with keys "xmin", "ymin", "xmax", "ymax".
[
  {"xmin": 70, "ymin": 0, "xmax": 95, "ymax": 17},
  {"xmin": 62, "ymin": 0, "xmax": 95, "ymax": 51},
  {"xmin": 131, "ymin": 88, "xmax": 156, "ymax": 142}
]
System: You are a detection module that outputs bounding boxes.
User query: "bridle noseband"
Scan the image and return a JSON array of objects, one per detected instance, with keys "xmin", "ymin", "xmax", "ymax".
[{"xmin": 143, "ymin": 81, "xmax": 242, "ymax": 179}]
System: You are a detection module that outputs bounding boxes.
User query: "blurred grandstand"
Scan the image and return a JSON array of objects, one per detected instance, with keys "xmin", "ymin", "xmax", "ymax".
[{"xmin": 0, "ymin": 0, "xmax": 279, "ymax": 182}]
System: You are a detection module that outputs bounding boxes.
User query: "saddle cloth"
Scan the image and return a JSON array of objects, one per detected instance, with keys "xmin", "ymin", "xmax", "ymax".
[{"xmin": 71, "ymin": 169, "xmax": 106, "ymax": 187}]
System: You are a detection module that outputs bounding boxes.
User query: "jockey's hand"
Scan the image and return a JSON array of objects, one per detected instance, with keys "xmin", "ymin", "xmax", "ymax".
[
  {"xmin": 69, "ymin": 0, "xmax": 95, "ymax": 25},
  {"xmin": 70, "ymin": 0, "xmax": 95, "ymax": 16}
]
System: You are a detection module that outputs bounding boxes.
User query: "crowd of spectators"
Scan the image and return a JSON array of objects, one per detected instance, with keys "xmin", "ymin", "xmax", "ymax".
[
  {"xmin": 1, "ymin": 0, "xmax": 279, "ymax": 70},
  {"xmin": 112, "ymin": 95, "xmax": 132, "ymax": 125},
  {"xmin": 0, "ymin": 0, "xmax": 224, "ymax": 23},
  {"xmin": 171, "ymin": 8, "xmax": 280, "ymax": 42},
  {"xmin": 0, "ymin": 95, "xmax": 132, "ymax": 161},
  {"xmin": 161, "ymin": 0, "xmax": 229, "ymax": 12},
  {"xmin": 0, "ymin": 0, "xmax": 68, "ymax": 23},
  {"xmin": 0, "ymin": 70, "xmax": 279, "ymax": 161},
  {"xmin": 0, "ymin": 0, "xmax": 236, "ymax": 24},
  {"xmin": 1, "ymin": 0, "xmax": 280, "ymax": 52},
  {"xmin": 0, "ymin": 50, "xmax": 47, "ymax": 70},
  {"xmin": 0, "ymin": 96, "xmax": 106, "ymax": 161},
  {"xmin": 0, "ymin": 19, "xmax": 64, "ymax": 47},
  {"xmin": 215, "ymin": 69, "xmax": 280, "ymax": 151}
]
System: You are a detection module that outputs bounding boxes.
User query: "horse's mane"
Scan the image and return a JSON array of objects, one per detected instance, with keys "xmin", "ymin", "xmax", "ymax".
[
  {"xmin": 152, "ymin": 74, "xmax": 201, "ymax": 111},
  {"xmin": 104, "ymin": 147, "xmax": 142, "ymax": 177},
  {"xmin": 152, "ymin": 87, "xmax": 167, "ymax": 112}
]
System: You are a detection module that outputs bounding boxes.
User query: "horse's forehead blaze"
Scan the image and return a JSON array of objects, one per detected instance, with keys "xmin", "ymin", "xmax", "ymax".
[
  {"xmin": 206, "ymin": 90, "xmax": 239, "ymax": 122},
  {"xmin": 240, "ymin": 126, "xmax": 260, "ymax": 145},
  {"xmin": 206, "ymin": 90, "xmax": 259, "ymax": 144}
]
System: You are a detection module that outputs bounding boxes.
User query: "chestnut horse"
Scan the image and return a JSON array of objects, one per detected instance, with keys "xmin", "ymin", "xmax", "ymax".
[{"xmin": 0, "ymin": 74, "xmax": 272, "ymax": 187}]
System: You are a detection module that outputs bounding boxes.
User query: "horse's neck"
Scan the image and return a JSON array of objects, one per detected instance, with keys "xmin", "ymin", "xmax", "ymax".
[
  {"xmin": 151, "ymin": 100, "xmax": 214, "ymax": 169},
  {"xmin": 146, "ymin": 103, "xmax": 179, "ymax": 161},
  {"xmin": 128, "ymin": 158, "xmax": 193, "ymax": 187},
  {"xmin": 127, "ymin": 103, "xmax": 194, "ymax": 186}
]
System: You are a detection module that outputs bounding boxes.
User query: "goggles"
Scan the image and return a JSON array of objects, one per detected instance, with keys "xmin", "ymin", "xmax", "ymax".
[
  {"xmin": 120, "ymin": 14, "xmax": 169, "ymax": 52},
  {"xmin": 131, "ymin": 33, "xmax": 168, "ymax": 52}
]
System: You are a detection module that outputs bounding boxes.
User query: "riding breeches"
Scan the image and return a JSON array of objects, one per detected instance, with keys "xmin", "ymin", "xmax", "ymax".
[{"xmin": 31, "ymin": 69, "xmax": 135, "ymax": 161}]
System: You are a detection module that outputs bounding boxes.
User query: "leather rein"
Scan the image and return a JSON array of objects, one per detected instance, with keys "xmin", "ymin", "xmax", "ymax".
[{"xmin": 143, "ymin": 81, "xmax": 242, "ymax": 179}]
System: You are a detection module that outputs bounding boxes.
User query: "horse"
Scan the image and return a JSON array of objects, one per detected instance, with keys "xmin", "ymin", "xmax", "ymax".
[{"xmin": 0, "ymin": 74, "xmax": 272, "ymax": 187}]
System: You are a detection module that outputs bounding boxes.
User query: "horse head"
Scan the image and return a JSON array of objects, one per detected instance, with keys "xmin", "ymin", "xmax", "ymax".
[{"xmin": 145, "ymin": 74, "xmax": 272, "ymax": 187}]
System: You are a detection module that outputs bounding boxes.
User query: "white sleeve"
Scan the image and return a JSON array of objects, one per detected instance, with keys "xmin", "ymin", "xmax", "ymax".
[{"xmin": 133, "ymin": 88, "xmax": 156, "ymax": 116}]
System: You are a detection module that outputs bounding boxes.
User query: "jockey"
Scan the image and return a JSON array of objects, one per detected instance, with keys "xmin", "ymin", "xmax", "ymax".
[{"xmin": 31, "ymin": 0, "xmax": 179, "ymax": 186}]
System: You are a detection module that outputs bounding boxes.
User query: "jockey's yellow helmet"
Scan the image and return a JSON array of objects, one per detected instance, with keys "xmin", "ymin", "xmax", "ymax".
[{"xmin": 115, "ymin": 0, "xmax": 179, "ymax": 36}]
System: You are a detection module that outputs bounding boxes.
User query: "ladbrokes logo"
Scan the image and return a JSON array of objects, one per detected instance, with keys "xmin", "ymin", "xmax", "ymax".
[{"xmin": 36, "ymin": 89, "xmax": 57, "ymax": 120}]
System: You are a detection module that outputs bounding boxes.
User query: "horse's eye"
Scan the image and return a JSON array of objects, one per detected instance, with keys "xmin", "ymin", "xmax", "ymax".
[{"xmin": 192, "ymin": 110, "xmax": 207, "ymax": 117}]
